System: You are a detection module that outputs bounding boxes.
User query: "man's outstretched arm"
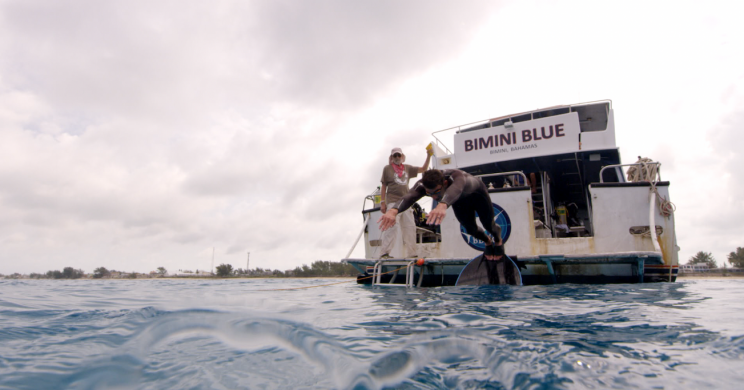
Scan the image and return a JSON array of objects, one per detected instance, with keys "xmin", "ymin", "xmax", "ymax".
[{"xmin": 377, "ymin": 185, "xmax": 424, "ymax": 231}]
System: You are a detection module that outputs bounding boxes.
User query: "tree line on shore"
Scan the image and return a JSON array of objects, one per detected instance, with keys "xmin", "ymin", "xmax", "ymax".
[
  {"xmin": 215, "ymin": 260, "xmax": 358, "ymax": 278},
  {"xmin": 686, "ymin": 247, "xmax": 744, "ymax": 269},
  {"xmin": 1, "ymin": 261, "xmax": 359, "ymax": 279},
  {"xmin": 6, "ymin": 248, "xmax": 742, "ymax": 279},
  {"xmin": 2, "ymin": 266, "xmax": 150, "ymax": 280}
]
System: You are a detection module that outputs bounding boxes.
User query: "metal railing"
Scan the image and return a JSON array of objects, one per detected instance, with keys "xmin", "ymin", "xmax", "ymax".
[{"xmin": 476, "ymin": 171, "xmax": 529, "ymax": 186}]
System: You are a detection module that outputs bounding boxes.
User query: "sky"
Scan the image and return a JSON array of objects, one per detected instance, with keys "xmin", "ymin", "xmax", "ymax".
[{"xmin": 1, "ymin": 0, "xmax": 743, "ymax": 275}]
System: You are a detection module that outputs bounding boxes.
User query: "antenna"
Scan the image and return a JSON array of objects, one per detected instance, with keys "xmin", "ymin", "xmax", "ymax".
[
  {"xmin": 211, "ymin": 247, "xmax": 215, "ymax": 275},
  {"xmin": 247, "ymin": 252, "xmax": 250, "ymax": 271}
]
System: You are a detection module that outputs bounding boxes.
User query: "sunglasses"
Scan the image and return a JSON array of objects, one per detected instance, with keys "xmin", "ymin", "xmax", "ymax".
[{"xmin": 392, "ymin": 153, "xmax": 402, "ymax": 158}]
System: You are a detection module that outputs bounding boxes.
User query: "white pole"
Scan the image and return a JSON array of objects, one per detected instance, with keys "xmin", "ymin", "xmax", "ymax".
[
  {"xmin": 345, "ymin": 215, "xmax": 370, "ymax": 259},
  {"xmin": 211, "ymin": 247, "xmax": 215, "ymax": 275},
  {"xmin": 247, "ymin": 252, "xmax": 250, "ymax": 271},
  {"xmin": 649, "ymin": 192, "xmax": 661, "ymax": 253}
]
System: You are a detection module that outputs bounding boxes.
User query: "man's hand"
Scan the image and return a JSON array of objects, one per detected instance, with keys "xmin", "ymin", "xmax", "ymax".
[
  {"xmin": 425, "ymin": 203, "xmax": 448, "ymax": 225},
  {"xmin": 378, "ymin": 208, "xmax": 399, "ymax": 231}
]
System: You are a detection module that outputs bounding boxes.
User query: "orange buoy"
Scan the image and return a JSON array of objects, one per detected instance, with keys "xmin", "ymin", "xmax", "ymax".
[{"xmin": 416, "ymin": 258, "xmax": 425, "ymax": 266}]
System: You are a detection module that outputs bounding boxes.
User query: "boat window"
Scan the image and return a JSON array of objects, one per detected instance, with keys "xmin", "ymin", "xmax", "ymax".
[
  {"xmin": 510, "ymin": 113, "xmax": 532, "ymax": 123},
  {"xmin": 532, "ymin": 107, "xmax": 570, "ymax": 119},
  {"xmin": 571, "ymin": 103, "xmax": 609, "ymax": 132},
  {"xmin": 491, "ymin": 118, "xmax": 510, "ymax": 127}
]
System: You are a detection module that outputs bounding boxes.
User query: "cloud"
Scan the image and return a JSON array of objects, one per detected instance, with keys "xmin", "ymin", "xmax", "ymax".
[
  {"xmin": 244, "ymin": 0, "xmax": 500, "ymax": 108},
  {"xmin": 1, "ymin": 0, "xmax": 498, "ymax": 115},
  {"xmin": 0, "ymin": 0, "xmax": 500, "ymax": 273}
]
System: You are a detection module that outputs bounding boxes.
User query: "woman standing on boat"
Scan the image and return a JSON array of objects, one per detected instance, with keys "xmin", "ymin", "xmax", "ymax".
[
  {"xmin": 378, "ymin": 147, "xmax": 432, "ymax": 259},
  {"xmin": 378, "ymin": 169, "xmax": 504, "ymax": 261}
]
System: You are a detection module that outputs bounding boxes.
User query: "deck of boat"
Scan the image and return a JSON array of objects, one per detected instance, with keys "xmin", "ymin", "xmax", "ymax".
[{"xmin": 344, "ymin": 251, "xmax": 676, "ymax": 286}]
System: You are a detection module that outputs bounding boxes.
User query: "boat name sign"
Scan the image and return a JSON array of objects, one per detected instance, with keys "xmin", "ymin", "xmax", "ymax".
[{"xmin": 454, "ymin": 112, "xmax": 581, "ymax": 167}]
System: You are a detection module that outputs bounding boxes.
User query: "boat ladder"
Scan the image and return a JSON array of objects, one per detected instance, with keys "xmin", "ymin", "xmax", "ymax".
[{"xmin": 372, "ymin": 259, "xmax": 421, "ymax": 287}]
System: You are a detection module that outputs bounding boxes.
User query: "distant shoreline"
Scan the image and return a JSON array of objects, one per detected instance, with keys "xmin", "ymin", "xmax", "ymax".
[{"xmin": 3, "ymin": 276, "xmax": 359, "ymax": 280}]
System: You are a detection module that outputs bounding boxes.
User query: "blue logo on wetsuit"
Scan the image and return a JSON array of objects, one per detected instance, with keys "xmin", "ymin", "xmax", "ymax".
[{"xmin": 459, "ymin": 203, "xmax": 512, "ymax": 250}]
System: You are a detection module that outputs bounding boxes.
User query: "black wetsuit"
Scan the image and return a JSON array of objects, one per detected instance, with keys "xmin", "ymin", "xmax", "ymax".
[{"xmin": 395, "ymin": 169, "xmax": 501, "ymax": 244}]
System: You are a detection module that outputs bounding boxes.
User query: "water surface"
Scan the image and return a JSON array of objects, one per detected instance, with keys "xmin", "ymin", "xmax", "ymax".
[{"xmin": 1, "ymin": 278, "xmax": 742, "ymax": 389}]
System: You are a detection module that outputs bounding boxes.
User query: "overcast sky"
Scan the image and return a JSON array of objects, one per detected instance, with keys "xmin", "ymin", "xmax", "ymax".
[{"xmin": 1, "ymin": 0, "xmax": 743, "ymax": 275}]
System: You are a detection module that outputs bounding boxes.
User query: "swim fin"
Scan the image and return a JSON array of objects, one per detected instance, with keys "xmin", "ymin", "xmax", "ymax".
[{"xmin": 484, "ymin": 242, "xmax": 505, "ymax": 258}]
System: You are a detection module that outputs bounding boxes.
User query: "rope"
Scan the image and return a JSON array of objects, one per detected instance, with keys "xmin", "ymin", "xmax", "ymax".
[
  {"xmin": 248, "ymin": 265, "xmax": 410, "ymax": 291},
  {"xmin": 649, "ymin": 179, "xmax": 676, "ymax": 218},
  {"xmin": 655, "ymin": 190, "xmax": 676, "ymax": 217},
  {"xmin": 627, "ymin": 157, "xmax": 675, "ymax": 219},
  {"xmin": 627, "ymin": 158, "xmax": 658, "ymax": 183}
]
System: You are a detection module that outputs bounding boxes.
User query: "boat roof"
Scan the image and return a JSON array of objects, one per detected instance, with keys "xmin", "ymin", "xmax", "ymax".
[
  {"xmin": 481, "ymin": 100, "xmax": 612, "ymax": 129},
  {"xmin": 433, "ymin": 100, "xmax": 614, "ymax": 136},
  {"xmin": 432, "ymin": 99, "xmax": 618, "ymax": 169}
]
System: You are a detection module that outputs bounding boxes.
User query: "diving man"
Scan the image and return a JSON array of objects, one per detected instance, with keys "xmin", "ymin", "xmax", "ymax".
[{"xmin": 378, "ymin": 169, "xmax": 504, "ymax": 260}]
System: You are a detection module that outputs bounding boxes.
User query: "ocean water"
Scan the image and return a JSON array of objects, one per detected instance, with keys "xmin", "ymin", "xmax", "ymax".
[{"xmin": 1, "ymin": 278, "xmax": 743, "ymax": 390}]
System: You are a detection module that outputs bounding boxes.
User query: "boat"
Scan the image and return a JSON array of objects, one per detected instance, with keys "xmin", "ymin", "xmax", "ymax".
[{"xmin": 343, "ymin": 100, "xmax": 679, "ymax": 286}]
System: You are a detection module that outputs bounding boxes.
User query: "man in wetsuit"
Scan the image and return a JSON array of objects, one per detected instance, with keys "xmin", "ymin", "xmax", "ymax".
[{"xmin": 378, "ymin": 169, "xmax": 504, "ymax": 260}]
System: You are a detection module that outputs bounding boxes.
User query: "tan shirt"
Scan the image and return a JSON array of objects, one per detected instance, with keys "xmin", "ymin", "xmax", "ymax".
[{"xmin": 381, "ymin": 164, "xmax": 419, "ymax": 207}]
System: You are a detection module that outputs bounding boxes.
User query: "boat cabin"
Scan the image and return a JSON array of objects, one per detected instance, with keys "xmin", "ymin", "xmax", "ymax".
[{"xmin": 438, "ymin": 100, "xmax": 620, "ymax": 239}]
